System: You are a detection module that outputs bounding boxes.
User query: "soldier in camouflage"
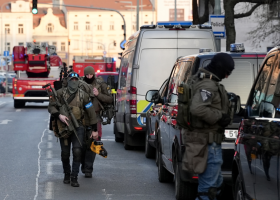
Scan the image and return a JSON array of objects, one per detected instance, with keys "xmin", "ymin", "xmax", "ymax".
[{"xmin": 80, "ymin": 66, "xmax": 113, "ymax": 178}]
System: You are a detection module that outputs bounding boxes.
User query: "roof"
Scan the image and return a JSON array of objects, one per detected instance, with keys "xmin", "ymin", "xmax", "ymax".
[
  {"xmin": 33, "ymin": 7, "xmax": 66, "ymax": 29},
  {"xmin": 63, "ymin": 0, "xmax": 154, "ymax": 11}
]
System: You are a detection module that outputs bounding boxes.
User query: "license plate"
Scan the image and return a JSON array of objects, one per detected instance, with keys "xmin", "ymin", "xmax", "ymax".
[
  {"xmin": 31, "ymin": 86, "xmax": 42, "ymax": 89},
  {"xmin": 224, "ymin": 130, "xmax": 238, "ymax": 139}
]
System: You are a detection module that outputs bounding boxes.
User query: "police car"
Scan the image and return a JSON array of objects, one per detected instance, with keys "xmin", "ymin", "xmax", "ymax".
[{"xmin": 144, "ymin": 44, "xmax": 266, "ymax": 200}]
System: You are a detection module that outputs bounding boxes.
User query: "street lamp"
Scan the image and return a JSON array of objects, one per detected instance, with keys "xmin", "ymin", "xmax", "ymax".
[
  {"xmin": 1, "ymin": 2, "xmax": 11, "ymax": 55},
  {"xmin": 115, "ymin": 1, "xmax": 133, "ymax": 35}
]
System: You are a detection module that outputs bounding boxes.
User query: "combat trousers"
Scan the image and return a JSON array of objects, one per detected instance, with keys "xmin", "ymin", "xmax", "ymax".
[
  {"xmin": 59, "ymin": 126, "xmax": 84, "ymax": 176},
  {"xmin": 81, "ymin": 113, "xmax": 102, "ymax": 174},
  {"xmin": 196, "ymin": 142, "xmax": 223, "ymax": 200}
]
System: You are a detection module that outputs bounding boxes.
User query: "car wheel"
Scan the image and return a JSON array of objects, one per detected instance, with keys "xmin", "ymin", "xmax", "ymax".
[
  {"xmin": 145, "ymin": 130, "xmax": 156, "ymax": 158},
  {"xmin": 158, "ymin": 138, "xmax": 173, "ymax": 182},
  {"xmin": 234, "ymin": 175, "xmax": 244, "ymax": 200},
  {"xmin": 175, "ymin": 160, "xmax": 197, "ymax": 200},
  {"xmin": 14, "ymin": 100, "xmax": 25, "ymax": 108},
  {"xmin": 114, "ymin": 123, "xmax": 123, "ymax": 143},
  {"xmin": 123, "ymin": 125, "xmax": 133, "ymax": 150}
]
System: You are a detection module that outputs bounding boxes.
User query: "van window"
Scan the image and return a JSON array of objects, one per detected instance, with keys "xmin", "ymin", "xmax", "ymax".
[
  {"xmin": 221, "ymin": 60, "xmax": 255, "ymax": 105},
  {"xmin": 137, "ymin": 49, "xmax": 178, "ymax": 95},
  {"xmin": 250, "ymin": 55, "xmax": 275, "ymax": 116},
  {"xmin": 118, "ymin": 51, "xmax": 135, "ymax": 90}
]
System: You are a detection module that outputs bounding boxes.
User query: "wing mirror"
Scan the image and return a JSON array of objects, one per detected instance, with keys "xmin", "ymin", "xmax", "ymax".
[
  {"xmin": 146, "ymin": 90, "xmax": 160, "ymax": 104},
  {"xmin": 259, "ymin": 101, "xmax": 275, "ymax": 118}
]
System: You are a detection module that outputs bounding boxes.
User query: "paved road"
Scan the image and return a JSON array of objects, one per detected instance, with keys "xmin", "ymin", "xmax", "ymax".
[{"xmin": 0, "ymin": 97, "xmax": 174, "ymax": 200}]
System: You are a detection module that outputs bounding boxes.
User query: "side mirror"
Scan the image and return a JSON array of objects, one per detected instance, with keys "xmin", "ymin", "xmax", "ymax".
[
  {"xmin": 146, "ymin": 90, "xmax": 160, "ymax": 103},
  {"xmin": 107, "ymin": 75, "xmax": 116, "ymax": 89},
  {"xmin": 169, "ymin": 93, "xmax": 178, "ymax": 103},
  {"xmin": 259, "ymin": 101, "xmax": 275, "ymax": 118},
  {"xmin": 228, "ymin": 93, "xmax": 241, "ymax": 114}
]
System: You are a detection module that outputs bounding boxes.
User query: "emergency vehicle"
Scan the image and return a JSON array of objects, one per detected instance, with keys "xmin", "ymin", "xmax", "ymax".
[
  {"xmin": 73, "ymin": 56, "xmax": 117, "ymax": 76},
  {"xmin": 12, "ymin": 43, "xmax": 62, "ymax": 108}
]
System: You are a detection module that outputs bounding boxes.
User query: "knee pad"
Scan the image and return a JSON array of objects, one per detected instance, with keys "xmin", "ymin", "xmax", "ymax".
[
  {"xmin": 73, "ymin": 148, "xmax": 82, "ymax": 162},
  {"xmin": 61, "ymin": 151, "xmax": 70, "ymax": 161}
]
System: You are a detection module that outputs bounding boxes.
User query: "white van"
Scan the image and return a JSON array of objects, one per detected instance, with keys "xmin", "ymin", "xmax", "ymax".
[{"xmin": 114, "ymin": 22, "xmax": 217, "ymax": 149}]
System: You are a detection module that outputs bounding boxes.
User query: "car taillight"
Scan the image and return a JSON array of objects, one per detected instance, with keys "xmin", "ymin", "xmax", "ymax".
[{"xmin": 130, "ymin": 86, "xmax": 137, "ymax": 114}]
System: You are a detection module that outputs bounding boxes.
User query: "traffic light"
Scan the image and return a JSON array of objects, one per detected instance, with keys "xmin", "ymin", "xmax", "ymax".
[
  {"xmin": 32, "ymin": 0, "xmax": 38, "ymax": 14},
  {"xmin": 113, "ymin": 40, "xmax": 116, "ymax": 46},
  {"xmin": 68, "ymin": 39, "xmax": 70, "ymax": 45}
]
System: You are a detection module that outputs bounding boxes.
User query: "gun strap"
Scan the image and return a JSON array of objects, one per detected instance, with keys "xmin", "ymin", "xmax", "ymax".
[
  {"xmin": 67, "ymin": 92, "xmax": 76, "ymax": 104},
  {"xmin": 96, "ymin": 97, "xmax": 105, "ymax": 110}
]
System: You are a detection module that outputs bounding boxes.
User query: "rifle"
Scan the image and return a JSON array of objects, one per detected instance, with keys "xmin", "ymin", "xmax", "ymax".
[{"xmin": 43, "ymin": 83, "xmax": 82, "ymax": 146}]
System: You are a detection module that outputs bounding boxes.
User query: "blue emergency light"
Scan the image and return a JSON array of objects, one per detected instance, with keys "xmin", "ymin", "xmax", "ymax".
[
  {"xmin": 157, "ymin": 21, "xmax": 192, "ymax": 28},
  {"xmin": 230, "ymin": 43, "xmax": 245, "ymax": 52}
]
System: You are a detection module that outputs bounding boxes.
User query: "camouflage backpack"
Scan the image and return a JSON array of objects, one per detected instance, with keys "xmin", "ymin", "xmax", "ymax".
[{"xmin": 177, "ymin": 77, "xmax": 195, "ymax": 131}]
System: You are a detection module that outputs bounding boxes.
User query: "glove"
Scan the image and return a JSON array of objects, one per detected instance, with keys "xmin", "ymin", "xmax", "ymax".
[{"xmin": 218, "ymin": 113, "xmax": 231, "ymax": 127}]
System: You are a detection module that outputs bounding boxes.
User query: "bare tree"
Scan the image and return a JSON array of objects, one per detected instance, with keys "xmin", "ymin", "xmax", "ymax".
[
  {"xmin": 193, "ymin": 0, "xmax": 214, "ymax": 24},
  {"xmin": 248, "ymin": 2, "xmax": 280, "ymax": 49},
  {"xmin": 224, "ymin": 0, "xmax": 280, "ymax": 51}
]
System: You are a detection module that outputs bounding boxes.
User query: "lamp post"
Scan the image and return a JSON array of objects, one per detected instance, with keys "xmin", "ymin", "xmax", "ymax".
[
  {"xmin": 115, "ymin": 1, "xmax": 133, "ymax": 35},
  {"xmin": 1, "ymin": 2, "xmax": 11, "ymax": 55},
  {"xmin": 174, "ymin": 0, "xmax": 177, "ymax": 21}
]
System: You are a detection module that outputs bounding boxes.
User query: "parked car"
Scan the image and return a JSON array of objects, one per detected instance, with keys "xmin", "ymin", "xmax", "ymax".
[
  {"xmin": 145, "ymin": 46, "xmax": 266, "ymax": 200},
  {"xmin": 0, "ymin": 75, "xmax": 5, "ymax": 93},
  {"xmin": 115, "ymin": 21, "xmax": 217, "ymax": 149},
  {"xmin": 232, "ymin": 46, "xmax": 280, "ymax": 199}
]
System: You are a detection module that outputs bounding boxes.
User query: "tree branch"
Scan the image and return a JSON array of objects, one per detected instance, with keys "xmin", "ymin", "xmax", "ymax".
[
  {"xmin": 236, "ymin": 0, "xmax": 275, "ymax": 3},
  {"xmin": 234, "ymin": 3, "xmax": 261, "ymax": 18}
]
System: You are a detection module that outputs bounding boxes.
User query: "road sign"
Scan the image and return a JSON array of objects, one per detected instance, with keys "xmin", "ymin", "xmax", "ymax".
[
  {"xmin": 103, "ymin": 51, "xmax": 107, "ymax": 56},
  {"xmin": 120, "ymin": 40, "xmax": 126, "ymax": 50},
  {"xmin": 3, "ymin": 51, "xmax": 9, "ymax": 56},
  {"xmin": 209, "ymin": 15, "xmax": 226, "ymax": 38}
]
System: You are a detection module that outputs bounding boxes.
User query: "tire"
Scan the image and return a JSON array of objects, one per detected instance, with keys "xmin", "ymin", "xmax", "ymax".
[
  {"xmin": 158, "ymin": 138, "xmax": 174, "ymax": 182},
  {"xmin": 145, "ymin": 130, "xmax": 156, "ymax": 158},
  {"xmin": 175, "ymin": 161, "xmax": 197, "ymax": 200},
  {"xmin": 123, "ymin": 125, "xmax": 133, "ymax": 150},
  {"xmin": 234, "ymin": 175, "xmax": 244, "ymax": 200},
  {"xmin": 14, "ymin": 100, "xmax": 25, "ymax": 108},
  {"xmin": 114, "ymin": 123, "xmax": 123, "ymax": 143}
]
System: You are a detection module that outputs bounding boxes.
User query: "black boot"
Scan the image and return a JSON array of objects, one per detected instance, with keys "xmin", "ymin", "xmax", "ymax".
[
  {"xmin": 71, "ymin": 176, "xmax": 80, "ymax": 187},
  {"xmin": 85, "ymin": 173, "xmax": 92, "ymax": 178},
  {"xmin": 63, "ymin": 173, "xmax": 70, "ymax": 184}
]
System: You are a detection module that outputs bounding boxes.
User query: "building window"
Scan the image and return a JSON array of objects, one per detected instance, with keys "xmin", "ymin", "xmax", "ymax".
[
  {"xmin": 132, "ymin": 24, "xmax": 136, "ymax": 31},
  {"xmin": 97, "ymin": 40, "xmax": 103, "ymax": 50},
  {"xmin": 97, "ymin": 22, "xmax": 102, "ymax": 30},
  {"xmin": 86, "ymin": 22, "xmax": 90, "ymax": 30},
  {"xmin": 74, "ymin": 22, "xmax": 78, "ymax": 30},
  {"xmin": 18, "ymin": 24, "xmax": 23, "ymax": 34},
  {"xmin": 169, "ymin": 9, "xmax": 184, "ymax": 21},
  {"xmin": 110, "ymin": 21, "xmax": 114, "ymax": 30},
  {"xmin": 52, "ymin": 42, "xmax": 57, "ymax": 49},
  {"xmin": 86, "ymin": 40, "xmax": 92, "ymax": 50},
  {"xmin": 47, "ymin": 23, "xmax": 54, "ymax": 33},
  {"xmin": 61, "ymin": 42, "xmax": 65, "ymax": 51},
  {"xmin": 6, "ymin": 43, "xmax": 10, "ymax": 52},
  {"xmin": 109, "ymin": 40, "xmax": 116, "ymax": 50},
  {"xmin": 18, "ymin": 42, "xmax": 24, "ymax": 46},
  {"xmin": 145, "ymin": 21, "xmax": 148, "ymax": 24},
  {"xmin": 5, "ymin": 24, "xmax": 10, "ymax": 34}
]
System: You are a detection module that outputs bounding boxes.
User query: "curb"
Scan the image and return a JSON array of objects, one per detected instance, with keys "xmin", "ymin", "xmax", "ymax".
[{"xmin": 0, "ymin": 93, "xmax": 13, "ymax": 97}]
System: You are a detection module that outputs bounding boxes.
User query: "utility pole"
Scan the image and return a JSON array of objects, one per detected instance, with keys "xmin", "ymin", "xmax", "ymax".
[
  {"xmin": 136, "ymin": 0, "xmax": 139, "ymax": 30},
  {"xmin": 174, "ymin": 0, "xmax": 177, "ymax": 21},
  {"xmin": 214, "ymin": 0, "xmax": 221, "ymax": 52}
]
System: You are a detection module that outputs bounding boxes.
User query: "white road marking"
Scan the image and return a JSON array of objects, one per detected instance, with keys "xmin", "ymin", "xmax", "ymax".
[
  {"xmin": 34, "ymin": 129, "xmax": 47, "ymax": 200},
  {"xmin": 0, "ymin": 119, "xmax": 12, "ymax": 124},
  {"xmin": 15, "ymin": 109, "xmax": 21, "ymax": 112},
  {"xmin": 47, "ymin": 142, "xmax": 53, "ymax": 148},
  {"xmin": 46, "ymin": 150, "xmax": 52, "ymax": 159},
  {"xmin": 101, "ymin": 139, "xmax": 115, "ymax": 141},
  {"xmin": 3, "ymin": 194, "xmax": 9, "ymax": 200},
  {"xmin": 48, "ymin": 130, "xmax": 52, "ymax": 134},
  {"xmin": 46, "ymin": 162, "xmax": 53, "ymax": 175},
  {"xmin": 48, "ymin": 135, "xmax": 53, "ymax": 141},
  {"xmin": 0, "ymin": 101, "xmax": 6, "ymax": 106},
  {"xmin": 44, "ymin": 182, "xmax": 54, "ymax": 199},
  {"xmin": 102, "ymin": 189, "xmax": 112, "ymax": 200}
]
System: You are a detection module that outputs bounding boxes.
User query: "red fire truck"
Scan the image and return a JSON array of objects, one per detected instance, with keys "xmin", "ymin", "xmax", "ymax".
[
  {"xmin": 73, "ymin": 56, "xmax": 117, "ymax": 76},
  {"xmin": 12, "ymin": 43, "xmax": 62, "ymax": 108}
]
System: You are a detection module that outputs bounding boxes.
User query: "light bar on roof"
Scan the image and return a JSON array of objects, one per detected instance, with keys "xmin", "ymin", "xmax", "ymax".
[{"xmin": 157, "ymin": 21, "xmax": 192, "ymax": 28}]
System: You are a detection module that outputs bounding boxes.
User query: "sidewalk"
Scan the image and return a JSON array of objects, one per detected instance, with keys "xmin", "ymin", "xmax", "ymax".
[{"xmin": 0, "ymin": 93, "xmax": 12, "ymax": 97}]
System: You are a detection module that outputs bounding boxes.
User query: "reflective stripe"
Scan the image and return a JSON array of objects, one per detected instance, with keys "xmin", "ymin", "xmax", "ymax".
[{"xmin": 136, "ymin": 100, "xmax": 153, "ymax": 126}]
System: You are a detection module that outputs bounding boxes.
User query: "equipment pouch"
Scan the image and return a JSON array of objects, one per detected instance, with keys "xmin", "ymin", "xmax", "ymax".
[{"xmin": 182, "ymin": 129, "xmax": 208, "ymax": 174}]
